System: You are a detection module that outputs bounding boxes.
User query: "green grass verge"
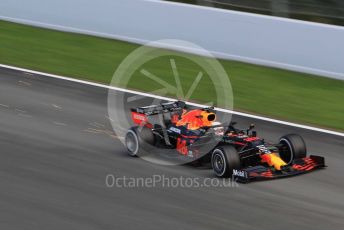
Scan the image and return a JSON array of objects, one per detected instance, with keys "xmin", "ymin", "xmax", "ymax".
[{"xmin": 0, "ymin": 20, "xmax": 343, "ymax": 131}]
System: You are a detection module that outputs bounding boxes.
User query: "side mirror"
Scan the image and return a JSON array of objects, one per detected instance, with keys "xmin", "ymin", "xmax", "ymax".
[{"xmin": 246, "ymin": 123, "xmax": 255, "ymax": 136}]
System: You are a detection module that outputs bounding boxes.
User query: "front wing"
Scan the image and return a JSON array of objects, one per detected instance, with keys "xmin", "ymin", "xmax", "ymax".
[{"xmin": 233, "ymin": 155, "xmax": 326, "ymax": 183}]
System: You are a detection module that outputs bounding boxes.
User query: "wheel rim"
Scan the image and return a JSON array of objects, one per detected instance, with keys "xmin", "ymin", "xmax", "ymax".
[
  {"xmin": 126, "ymin": 131, "xmax": 138, "ymax": 155},
  {"xmin": 279, "ymin": 139, "xmax": 293, "ymax": 164},
  {"xmin": 212, "ymin": 150, "xmax": 225, "ymax": 175}
]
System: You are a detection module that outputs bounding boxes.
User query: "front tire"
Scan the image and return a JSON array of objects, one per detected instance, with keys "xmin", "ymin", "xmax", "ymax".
[
  {"xmin": 279, "ymin": 134, "xmax": 307, "ymax": 164},
  {"xmin": 125, "ymin": 126, "xmax": 155, "ymax": 157},
  {"xmin": 211, "ymin": 146, "xmax": 240, "ymax": 177}
]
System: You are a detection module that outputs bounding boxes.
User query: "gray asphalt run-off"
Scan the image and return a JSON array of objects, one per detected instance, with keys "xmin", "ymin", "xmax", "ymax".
[{"xmin": 0, "ymin": 67, "xmax": 343, "ymax": 230}]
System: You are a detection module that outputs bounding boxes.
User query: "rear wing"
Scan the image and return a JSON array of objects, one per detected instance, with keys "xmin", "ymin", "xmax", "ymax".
[
  {"xmin": 131, "ymin": 101, "xmax": 186, "ymax": 116},
  {"xmin": 130, "ymin": 101, "xmax": 186, "ymax": 145}
]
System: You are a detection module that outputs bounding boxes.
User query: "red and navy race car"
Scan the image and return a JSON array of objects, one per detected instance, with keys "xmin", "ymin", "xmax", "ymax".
[{"xmin": 125, "ymin": 101, "xmax": 325, "ymax": 182}]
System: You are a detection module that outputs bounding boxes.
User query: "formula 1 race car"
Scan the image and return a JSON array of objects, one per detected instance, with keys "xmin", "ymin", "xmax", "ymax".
[{"xmin": 125, "ymin": 101, "xmax": 325, "ymax": 182}]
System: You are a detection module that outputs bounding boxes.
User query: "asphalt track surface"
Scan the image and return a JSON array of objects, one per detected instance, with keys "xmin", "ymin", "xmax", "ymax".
[{"xmin": 0, "ymin": 66, "xmax": 343, "ymax": 230}]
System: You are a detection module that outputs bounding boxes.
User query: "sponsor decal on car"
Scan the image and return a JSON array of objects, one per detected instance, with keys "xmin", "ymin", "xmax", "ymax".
[
  {"xmin": 133, "ymin": 113, "xmax": 147, "ymax": 121},
  {"xmin": 233, "ymin": 169, "xmax": 247, "ymax": 178},
  {"xmin": 257, "ymin": 145, "xmax": 271, "ymax": 154},
  {"xmin": 169, "ymin": 127, "xmax": 181, "ymax": 134}
]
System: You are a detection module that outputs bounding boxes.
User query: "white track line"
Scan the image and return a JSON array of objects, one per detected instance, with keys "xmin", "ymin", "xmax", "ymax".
[
  {"xmin": 0, "ymin": 103, "xmax": 9, "ymax": 108},
  {"xmin": 0, "ymin": 64, "xmax": 343, "ymax": 137},
  {"xmin": 53, "ymin": 121, "xmax": 67, "ymax": 126}
]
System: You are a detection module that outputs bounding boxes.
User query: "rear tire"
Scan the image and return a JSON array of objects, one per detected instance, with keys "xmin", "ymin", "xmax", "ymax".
[
  {"xmin": 211, "ymin": 146, "xmax": 240, "ymax": 177},
  {"xmin": 279, "ymin": 134, "xmax": 307, "ymax": 164},
  {"xmin": 125, "ymin": 126, "xmax": 155, "ymax": 157}
]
